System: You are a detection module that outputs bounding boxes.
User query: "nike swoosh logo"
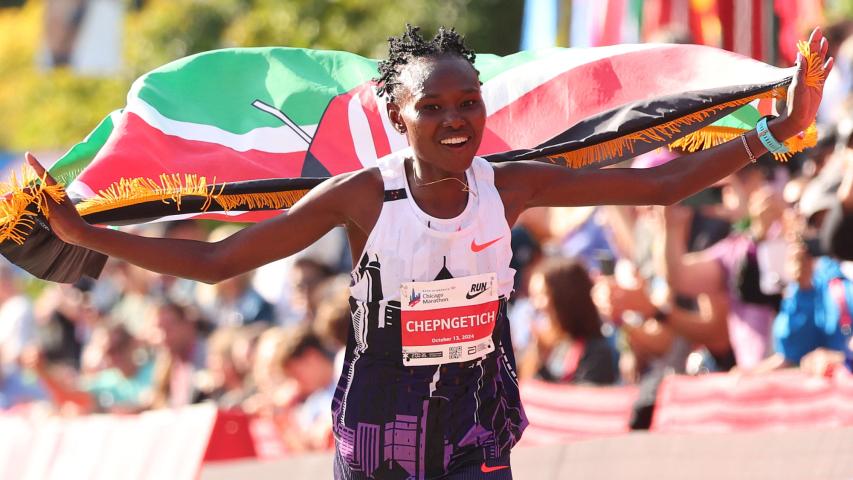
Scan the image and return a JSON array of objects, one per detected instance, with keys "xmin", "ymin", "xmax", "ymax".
[
  {"xmin": 481, "ymin": 463, "xmax": 510, "ymax": 473},
  {"xmin": 465, "ymin": 289, "xmax": 487, "ymax": 300},
  {"xmin": 471, "ymin": 236, "xmax": 503, "ymax": 253}
]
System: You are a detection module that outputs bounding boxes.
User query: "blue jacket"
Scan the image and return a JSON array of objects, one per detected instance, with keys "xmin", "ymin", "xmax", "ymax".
[{"xmin": 773, "ymin": 257, "xmax": 853, "ymax": 365}]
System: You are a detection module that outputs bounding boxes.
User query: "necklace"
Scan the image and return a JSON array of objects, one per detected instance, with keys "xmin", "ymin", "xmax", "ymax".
[{"xmin": 408, "ymin": 159, "xmax": 477, "ymax": 197}]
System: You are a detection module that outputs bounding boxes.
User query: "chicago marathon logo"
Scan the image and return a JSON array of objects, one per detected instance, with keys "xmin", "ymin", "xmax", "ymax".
[{"xmin": 408, "ymin": 289, "xmax": 422, "ymax": 307}]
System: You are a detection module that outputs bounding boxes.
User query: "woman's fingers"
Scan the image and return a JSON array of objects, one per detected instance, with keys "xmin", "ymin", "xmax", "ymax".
[
  {"xmin": 809, "ymin": 27, "xmax": 821, "ymax": 52},
  {"xmin": 796, "ymin": 52, "xmax": 806, "ymax": 79},
  {"xmin": 824, "ymin": 56, "xmax": 834, "ymax": 76},
  {"xmin": 25, "ymin": 152, "xmax": 58, "ymax": 186}
]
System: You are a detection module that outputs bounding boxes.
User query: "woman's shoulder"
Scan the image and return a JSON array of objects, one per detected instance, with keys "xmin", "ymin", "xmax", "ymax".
[
  {"xmin": 319, "ymin": 167, "xmax": 385, "ymax": 237},
  {"xmin": 319, "ymin": 166, "xmax": 384, "ymax": 199}
]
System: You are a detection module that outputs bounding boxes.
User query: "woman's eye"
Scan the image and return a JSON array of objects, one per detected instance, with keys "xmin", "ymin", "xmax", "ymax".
[
  {"xmin": 462, "ymin": 99, "xmax": 478, "ymax": 108},
  {"xmin": 423, "ymin": 104, "xmax": 439, "ymax": 111}
]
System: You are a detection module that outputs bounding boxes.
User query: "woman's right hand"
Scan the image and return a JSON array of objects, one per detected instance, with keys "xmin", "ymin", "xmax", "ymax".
[{"xmin": 25, "ymin": 152, "xmax": 91, "ymax": 245}]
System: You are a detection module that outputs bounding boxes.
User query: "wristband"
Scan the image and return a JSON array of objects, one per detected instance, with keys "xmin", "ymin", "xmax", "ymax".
[{"xmin": 756, "ymin": 116, "xmax": 789, "ymax": 154}]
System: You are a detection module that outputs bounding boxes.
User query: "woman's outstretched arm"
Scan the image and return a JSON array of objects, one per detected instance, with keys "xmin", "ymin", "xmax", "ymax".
[
  {"xmin": 27, "ymin": 155, "xmax": 380, "ymax": 284},
  {"xmin": 497, "ymin": 28, "xmax": 833, "ymax": 217}
]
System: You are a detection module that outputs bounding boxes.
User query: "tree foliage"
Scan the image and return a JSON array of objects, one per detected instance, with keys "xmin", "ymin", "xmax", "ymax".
[{"xmin": 0, "ymin": 0, "xmax": 522, "ymax": 152}]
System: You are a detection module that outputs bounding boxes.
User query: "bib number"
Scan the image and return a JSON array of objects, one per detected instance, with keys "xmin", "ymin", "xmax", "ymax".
[{"xmin": 400, "ymin": 273, "xmax": 498, "ymax": 366}]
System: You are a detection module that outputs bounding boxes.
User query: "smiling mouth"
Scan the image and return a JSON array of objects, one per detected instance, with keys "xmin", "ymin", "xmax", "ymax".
[{"xmin": 439, "ymin": 136, "xmax": 470, "ymax": 148}]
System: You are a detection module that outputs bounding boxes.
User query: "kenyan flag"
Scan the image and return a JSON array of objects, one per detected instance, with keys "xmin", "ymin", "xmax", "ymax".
[{"xmin": 3, "ymin": 43, "xmax": 820, "ymax": 281}]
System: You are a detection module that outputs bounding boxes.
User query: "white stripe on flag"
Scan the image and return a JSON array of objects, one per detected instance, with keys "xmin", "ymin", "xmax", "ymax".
[
  {"xmin": 125, "ymin": 97, "xmax": 318, "ymax": 154},
  {"xmin": 480, "ymin": 43, "xmax": 659, "ymax": 116},
  {"xmin": 347, "ymin": 94, "xmax": 379, "ymax": 168}
]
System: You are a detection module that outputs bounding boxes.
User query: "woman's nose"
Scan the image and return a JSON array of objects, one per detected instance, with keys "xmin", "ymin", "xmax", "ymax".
[{"xmin": 442, "ymin": 111, "xmax": 465, "ymax": 128}]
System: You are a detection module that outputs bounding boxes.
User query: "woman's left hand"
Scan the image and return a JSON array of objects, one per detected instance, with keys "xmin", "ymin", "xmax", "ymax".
[{"xmin": 782, "ymin": 27, "xmax": 834, "ymax": 135}]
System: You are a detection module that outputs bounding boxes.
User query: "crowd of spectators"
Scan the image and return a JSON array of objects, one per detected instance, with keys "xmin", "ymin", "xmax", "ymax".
[{"xmin": 2, "ymin": 20, "xmax": 853, "ymax": 452}]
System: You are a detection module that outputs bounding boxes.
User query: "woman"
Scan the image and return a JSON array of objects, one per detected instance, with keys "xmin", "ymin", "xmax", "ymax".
[
  {"xmin": 521, "ymin": 257, "xmax": 618, "ymax": 385},
  {"xmin": 28, "ymin": 25, "xmax": 831, "ymax": 479}
]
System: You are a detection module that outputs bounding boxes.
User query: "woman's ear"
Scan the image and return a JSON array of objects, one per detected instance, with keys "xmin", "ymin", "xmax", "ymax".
[{"xmin": 386, "ymin": 102, "xmax": 406, "ymax": 134}]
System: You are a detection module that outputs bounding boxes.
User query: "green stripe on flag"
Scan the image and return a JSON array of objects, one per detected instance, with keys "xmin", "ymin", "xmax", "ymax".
[
  {"xmin": 133, "ymin": 47, "xmax": 549, "ymax": 135},
  {"xmin": 475, "ymin": 50, "xmax": 545, "ymax": 81},
  {"xmin": 134, "ymin": 48, "xmax": 379, "ymax": 134},
  {"xmin": 50, "ymin": 110, "xmax": 119, "ymax": 184},
  {"xmin": 708, "ymin": 104, "xmax": 762, "ymax": 129}
]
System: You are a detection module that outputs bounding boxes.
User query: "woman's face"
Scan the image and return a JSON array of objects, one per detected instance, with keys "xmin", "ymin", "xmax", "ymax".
[{"xmin": 387, "ymin": 55, "xmax": 486, "ymax": 174}]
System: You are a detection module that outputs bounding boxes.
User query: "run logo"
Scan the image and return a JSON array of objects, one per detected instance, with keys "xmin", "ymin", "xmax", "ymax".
[{"xmin": 465, "ymin": 281, "xmax": 489, "ymax": 300}]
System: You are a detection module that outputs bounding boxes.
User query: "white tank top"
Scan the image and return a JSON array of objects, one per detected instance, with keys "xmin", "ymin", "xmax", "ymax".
[
  {"xmin": 334, "ymin": 149, "xmax": 527, "ymax": 478},
  {"xmin": 351, "ymin": 148, "xmax": 515, "ymax": 302}
]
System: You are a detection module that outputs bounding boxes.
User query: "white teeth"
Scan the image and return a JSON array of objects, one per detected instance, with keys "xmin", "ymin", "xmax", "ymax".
[{"xmin": 440, "ymin": 137, "xmax": 468, "ymax": 145}]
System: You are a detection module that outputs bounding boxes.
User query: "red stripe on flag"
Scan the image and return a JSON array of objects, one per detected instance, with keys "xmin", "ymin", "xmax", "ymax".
[
  {"xmin": 356, "ymin": 84, "xmax": 392, "ymax": 159},
  {"xmin": 757, "ymin": 97, "xmax": 774, "ymax": 116},
  {"xmin": 306, "ymin": 90, "xmax": 365, "ymax": 175},
  {"xmin": 77, "ymin": 113, "xmax": 306, "ymax": 191},
  {"xmin": 480, "ymin": 47, "xmax": 774, "ymax": 155}
]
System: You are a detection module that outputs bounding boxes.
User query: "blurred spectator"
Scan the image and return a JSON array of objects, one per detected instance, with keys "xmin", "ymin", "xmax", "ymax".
[
  {"xmin": 819, "ymin": 111, "xmax": 853, "ymax": 261},
  {"xmin": 0, "ymin": 264, "xmax": 34, "ymax": 367},
  {"xmin": 274, "ymin": 327, "xmax": 336, "ymax": 452},
  {"xmin": 755, "ymin": 135, "xmax": 853, "ymax": 374},
  {"xmin": 43, "ymin": 0, "xmax": 87, "ymax": 67},
  {"xmin": 506, "ymin": 226, "xmax": 543, "ymax": 351},
  {"xmin": 109, "ymin": 261, "xmax": 158, "ymax": 336},
  {"xmin": 660, "ymin": 176, "xmax": 785, "ymax": 369},
  {"xmin": 312, "ymin": 274, "xmax": 353, "ymax": 376},
  {"xmin": 195, "ymin": 225, "xmax": 275, "ymax": 327},
  {"xmin": 230, "ymin": 322, "xmax": 267, "ymax": 393},
  {"xmin": 768, "ymin": 255, "xmax": 853, "ymax": 373},
  {"xmin": 593, "ymin": 269, "xmax": 732, "ymax": 371},
  {"xmin": 556, "ymin": 206, "xmax": 621, "ymax": 272},
  {"xmin": 252, "ymin": 229, "xmax": 349, "ymax": 326},
  {"xmin": 509, "ymin": 226, "xmax": 543, "ymax": 296},
  {"xmin": 818, "ymin": 25, "xmax": 853, "ymax": 125},
  {"xmin": 153, "ymin": 220, "xmax": 209, "ymax": 305},
  {"xmin": 33, "ymin": 280, "xmax": 100, "ymax": 369},
  {"xmin": 0, "ymin": 348, "xmax": 45, "ymax": 410},
  {"xmin": 289, "ymin": 257, "xmax": 335, "ymax": 324},
  {"xmin": 148, "ymin": 301, "xmax": 206, "ymax": 409},
  {"xmin": 22, "ymin": 323, "xmax": 153, "ymax": 414},
  {"xmin": 244, "ymin": 326, "xmax": 288, "ymax": 415},
  {"xmin": 197, "ymin": 326, "xmax": 249, "ymax": 409},
  {"xmin": 80, "ymin": 323, "xmax": 152, "ymax": 411},
  {"xmin": 519, "ymin": 257, "xmax": 618, "ymax": 385}
]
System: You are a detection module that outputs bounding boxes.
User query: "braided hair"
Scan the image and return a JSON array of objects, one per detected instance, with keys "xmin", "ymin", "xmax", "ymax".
[{"xmin": 375, "ymin": 24, "xmax": 478, "ymax": 103}]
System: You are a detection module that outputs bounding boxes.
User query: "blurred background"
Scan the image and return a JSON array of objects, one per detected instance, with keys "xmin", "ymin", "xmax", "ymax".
[{"xmin": 2, "ymin": 0, "xmax": 853, "ymax": 478}]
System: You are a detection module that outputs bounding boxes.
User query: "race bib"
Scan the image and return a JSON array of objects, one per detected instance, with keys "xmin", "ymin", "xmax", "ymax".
[{"xmin": 400, "ymin": 272, "xmax": 498, "ymax": 366}]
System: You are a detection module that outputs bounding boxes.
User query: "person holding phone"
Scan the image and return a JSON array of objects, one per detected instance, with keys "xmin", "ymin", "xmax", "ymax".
[{"xmin": 660, "ymin": 180, "xmax": 788, "ymax": 370}]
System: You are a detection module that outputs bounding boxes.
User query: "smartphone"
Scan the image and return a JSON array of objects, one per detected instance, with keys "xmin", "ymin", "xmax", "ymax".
[
  {"xmin": 596, "ymin": 250, "xmax": 616, "ymax": 276},
  {"xmin": 680, "ymin": 187, "xmax": 723, "ymax": 208},
  {"xmin": 803, "ymin": 236, "xmax": 825, "ymax": 257}
]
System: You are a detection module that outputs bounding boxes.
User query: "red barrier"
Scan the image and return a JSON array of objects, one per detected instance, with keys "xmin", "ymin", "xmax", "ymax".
[
  {"xmin": 0, "ymin": 404, "xmax": 259, "ymax": 480},
  {"xmin": 652, "ymin": 369, "xmax": 853, "ymax": 433},
  {"xmin": 6, "ymin": 370, "xmax": 853, "ymax": 477},
  {"xmin": 519, "ymin": 380, "xmax": 639, "ymax": 446}
]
